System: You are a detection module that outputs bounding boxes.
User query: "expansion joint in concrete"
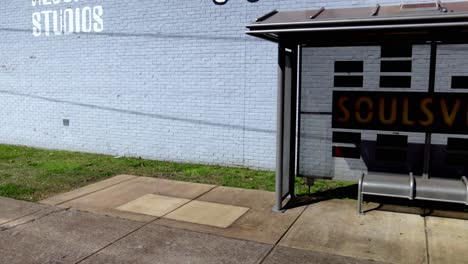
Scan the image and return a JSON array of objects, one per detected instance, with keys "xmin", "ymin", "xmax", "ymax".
[
  {"xmin": 0, "ymin": 207, "xmax": 69, "ymax": 232},
  {"xmin": 257, "ymin": 205, "xmax": 309, "ymax": 264},
  {"xmin": 424, "ymin": 216, "xmax": 431, "ymax": 264},
  {"xmin": 74, "ymin": 184, "xmax": 218, "ymax": 264},
  {"xmin": 54, "ymin": 176, "xmax": 137, "ymax": 206}
]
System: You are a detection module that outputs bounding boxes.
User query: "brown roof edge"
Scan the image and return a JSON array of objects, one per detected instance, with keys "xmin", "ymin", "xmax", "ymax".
[{"xmin": 247, "ymin": 1, "xmax": 468, "ymax": 29}]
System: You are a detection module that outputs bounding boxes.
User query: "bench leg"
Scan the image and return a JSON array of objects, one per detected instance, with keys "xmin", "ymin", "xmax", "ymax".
[
  {"xmin": 357, "ymin": 191, "xmax": 364, "ymax": 215},
  {"xmin": 357, "ymin": 173, "xmax": 365, "ymax": 215}
]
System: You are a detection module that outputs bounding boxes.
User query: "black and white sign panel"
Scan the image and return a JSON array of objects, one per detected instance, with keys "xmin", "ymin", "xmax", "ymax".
[{"xmin": 298, "ymin": 44, "xmax": 468, "ymax": 181}]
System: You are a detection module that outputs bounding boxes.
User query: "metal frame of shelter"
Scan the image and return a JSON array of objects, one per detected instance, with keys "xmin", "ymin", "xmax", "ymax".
[{"xmin": 246, "ymin": 1, "xmax": 468, "ymax": 212}]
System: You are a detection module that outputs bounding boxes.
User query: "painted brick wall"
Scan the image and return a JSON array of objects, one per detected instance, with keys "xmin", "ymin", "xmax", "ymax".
[{"xmin": 0, "ymin": 0, "xmax": 454, "ymax": 171}]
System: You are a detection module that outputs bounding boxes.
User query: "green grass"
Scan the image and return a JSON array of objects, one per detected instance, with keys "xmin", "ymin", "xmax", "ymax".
[{"xmin": 0, "ymin": 144, "xmax": 353, "ymax": 202}]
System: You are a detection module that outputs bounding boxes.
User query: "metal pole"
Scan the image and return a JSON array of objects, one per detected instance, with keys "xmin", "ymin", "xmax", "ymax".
[
  {"xmin": 357, "ymin": 173, "xmax": 365, "ymax": 214},
  {"xmin": 288, "ymin": 45, "xmax": 298, "ymax": 198},
  {"xmin": 295, "ymin": 44, "xmax": 303, "ymax": 178},
  {"xmin": 423, "ymin": 41, "xmax": 438, "ymax": 179},
  {"xmin": 274, "ymin": 43, "xmax": 286, "ymax": 212}
]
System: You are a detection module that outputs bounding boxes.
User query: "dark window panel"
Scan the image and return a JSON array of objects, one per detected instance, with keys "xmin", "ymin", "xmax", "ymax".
[
  {"xmin": 451, "ymin": 76, "xmax": 468, "ymax": 89},
  {"xmin": 380, "ymin": 60, "xmax": 412, "ymax": 73},
  {"xmin": 380, "ymin": 76, "xmax": 411, "ymax": 88},
  {"xmin": 446, "ymin": 153, "xmax": 468, "ymax": 166},
  {"xmin": 377, "ymin": 134, "xmax": 408, "ymax": 147},
  {"xmin": 446, "ymin": 138, "xmax": 468, "ymax": 165},
  {"xmin": 332, "ymin": 146, "xmax": 361, "ymax": 159},
  {"xmin": 376, "ymin": 135, "xmax": 408, "ymax": 163},
  {"xmin": 334, "ymin": 76, "xmax": 363, "ymax": 87},
  {"xmin": 447, "ymin": 138, "xmax": 468, "ymax": 151},
  {"xmin": 334, "ymin": 61, "xmax": 364, "ymax": 73},
  {"xmin": 381, "ymin": 45, "xmax": 413, "ymax": 58},
  {"xmin": 376, "ymin": 149, "xmax": 407, "ymax": 162},
  {"xmin": 332, "ymin": 132, "xmax": 361, "ymax": 144}
]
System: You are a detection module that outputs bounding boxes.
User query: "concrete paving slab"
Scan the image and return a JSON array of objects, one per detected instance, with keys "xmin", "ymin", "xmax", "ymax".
[
  {"xmin": 262, "ymin": 246, "xmax": 387, "ymax": 264},
  {"xmin": 116, "ymin": 194, "xmax": 190, "ymax": 217},
  {"xmin": 196, "ymin": 186, "xmax": 282, "ymax": 212},
  {"xmin": 146, "ymin": 178, "xmax": 216, "ymax": 199},
  {"xmin": 427, "ymin": 210, "xmax": 468, "ymax": 220},
  {"xmin": 60, "ymin": 177, "xmax": 214, "ymax": 222},
  {"xmin": 79, "ymin": 224, "xmax": 272, "ymax": 264},
  {"xmin": 426, "ymin": 216, "xmax": 468, "ymax": 264},
  {"xmin": 1, "ymin": 206, "xmax": 64, "ymax": 231},
  {"xmin": 155, "ymin": 186, "xmax": 305, "ymax": 244},
  {"xmin": 279, "ymin": 199, "xmax": 427, "ymax": 264},
  {"xmin": 164, "ymin": 200, "xmax": 249, "ymax": 228},
  {"xmin": 0, "ymin": 197, "xmax": 49, "ymax": 225},
  {"xmin": 40, "ymin": 174, "xmax": 136, "ymax": 206},
  {"xmin": 0, "ymin": 209, "xmax": 143, "ymax": 264}
]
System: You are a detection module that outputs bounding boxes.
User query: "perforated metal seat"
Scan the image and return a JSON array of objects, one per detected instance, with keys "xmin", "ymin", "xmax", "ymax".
[
  {"xmin": 358, "ymin": 172, "xmax": 468, "ymax": 214},
  {"xmin": 415, "ymin": 177, "xmax": 468, "ymax": 205},
  {"xmin": 358, "ymin": 172, "xmax": 414, "ymax": 214}
]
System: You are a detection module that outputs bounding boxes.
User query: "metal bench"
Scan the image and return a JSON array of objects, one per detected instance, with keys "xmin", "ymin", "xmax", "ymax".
[{"xmin": 358, "ymin": 172, "xmax": 468, "ymax": 214}]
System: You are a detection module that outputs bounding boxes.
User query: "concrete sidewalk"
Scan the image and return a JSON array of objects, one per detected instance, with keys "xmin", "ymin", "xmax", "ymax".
[{"xmin": 0, "ymin": 175, "xmax": 466, "ymax": 264}]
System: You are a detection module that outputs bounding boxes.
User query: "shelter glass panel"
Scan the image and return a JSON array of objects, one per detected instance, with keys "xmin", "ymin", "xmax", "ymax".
[{"xmin": 298, "ymin": 45, "xmax": 431, "ymax": 181}]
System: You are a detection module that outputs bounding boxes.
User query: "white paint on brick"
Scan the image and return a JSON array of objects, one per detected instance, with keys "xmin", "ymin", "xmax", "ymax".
[{"xmin": 0, "ymin": 0, "xmax": 461, "ymax": 172}]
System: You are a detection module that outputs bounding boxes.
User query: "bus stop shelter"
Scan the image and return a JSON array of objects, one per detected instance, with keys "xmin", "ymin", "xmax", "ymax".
[{"xmin": 246, "ymin": 1, "xmax": 468, "ymax": 212}]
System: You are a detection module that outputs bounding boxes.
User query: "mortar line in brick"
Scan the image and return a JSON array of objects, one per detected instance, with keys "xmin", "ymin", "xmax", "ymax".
[{"xmin": 0, "ymin": 89, "xmax": 275, "ymax": 134}]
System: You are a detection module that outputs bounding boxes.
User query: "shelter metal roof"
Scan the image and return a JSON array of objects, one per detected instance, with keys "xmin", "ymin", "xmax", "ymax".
[{"xmin": 246, "ymin": 1, "xmax": 468, "ymax": 45}]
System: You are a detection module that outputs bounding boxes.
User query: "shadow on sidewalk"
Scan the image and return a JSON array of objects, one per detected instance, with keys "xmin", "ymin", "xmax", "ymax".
[{"xmin": 283, "ymin": 184, "xmax": 468, "ymax": 220}]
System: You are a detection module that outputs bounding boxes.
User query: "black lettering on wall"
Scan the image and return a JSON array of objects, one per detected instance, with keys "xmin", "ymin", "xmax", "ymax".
[
  {"xmin": 332, "ymin": 91, "xmax": 468, "ymax": 135},
  {"xmin": 334, "ymin": 61, "xmax": 364, "ymax": 73},
  {"xmin": 381, "ymin": 60, "xmax": 412, "ymax": 72},
  {"xmin": 332, "ymin": 147, "xmax": 361, "ymax": 159},
  {"xmin": 333, "ymin": 131, "xmax": 361, "ymax": 144},
  {"xmin": 451, "ymin": 76, "xmax": 468, "ymax": 89},
  {"xmin": 380, "ymin": 76, "xmax": 412, "ymax": 88},
  {"xmin": 380, "ymin": 46, "xmax": 412, "ymax": 88},
  {"xmin": 332, "ymin": 132, "xmax": 361, "ymax": 159},
  {"xmin": 381, "ymin": 45, "xmax": 413, "ymax": 58},
  {"xmin": 334, "ymin": 60, "xmax": 364, "ymax": 88},
  {"xmin": 334, "ymin": 76, "xmax": 364, "ymax": 87}
]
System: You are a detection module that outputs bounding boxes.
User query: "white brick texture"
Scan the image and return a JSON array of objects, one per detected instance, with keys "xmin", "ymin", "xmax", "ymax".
[{"xmin": 0, "ymin": 1, "xmax": 459, "ymax": 172}]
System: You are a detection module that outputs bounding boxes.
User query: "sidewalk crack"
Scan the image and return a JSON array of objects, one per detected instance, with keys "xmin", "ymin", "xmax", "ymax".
[
  {"xmin": 257, "ymin": 205, "xmax": 309, "ymax": 264},
  {"xmin": 424, "ymin": 215, "xmax": 431, "ymax": 264},
  {"xmin": 73, "ymin": 185, "xmax": 219, "ymax": 264},
  {"xmin": 0, "ymin": 207, "xmax": 68, "ymax": 232}
]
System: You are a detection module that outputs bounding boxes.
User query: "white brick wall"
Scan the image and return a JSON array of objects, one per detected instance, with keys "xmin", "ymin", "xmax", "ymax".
[
  {"xmin": 0, "ymin": 0, "xmax": 460, "ymax": 172},
  {"xmin": 432, "ymin": 44, "xmax": 468, "ymax": 145}
]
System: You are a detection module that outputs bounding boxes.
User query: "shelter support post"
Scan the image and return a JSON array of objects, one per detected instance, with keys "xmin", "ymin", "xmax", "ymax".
[
  {"xmin": 274, "ymin": 43, "xmax": 298, "ymax": 212},
  {"xmin": 423, "ymin": 41, "xmax": 438, "ymax": 179}
]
